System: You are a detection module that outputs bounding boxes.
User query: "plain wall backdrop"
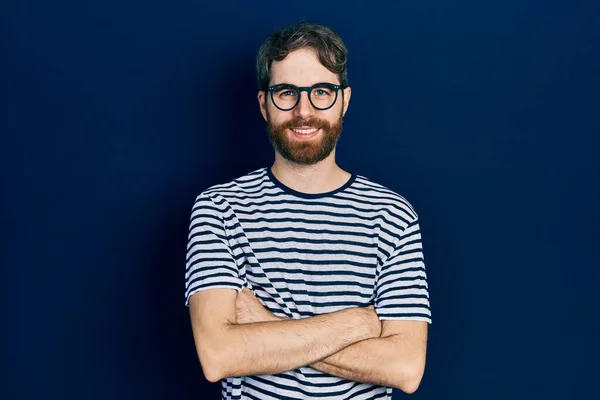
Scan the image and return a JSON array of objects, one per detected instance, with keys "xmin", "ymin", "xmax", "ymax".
[{"xmin": 2, "ymin": 1, "xmax": 599, "ymax": 399}]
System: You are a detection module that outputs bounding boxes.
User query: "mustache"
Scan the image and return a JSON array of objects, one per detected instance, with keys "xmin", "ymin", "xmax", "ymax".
[{"xmin": 280, "ymin": 118, "xmax": 330, "ymax": 130}]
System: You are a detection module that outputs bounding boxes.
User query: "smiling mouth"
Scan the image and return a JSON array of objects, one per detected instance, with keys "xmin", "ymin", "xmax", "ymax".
[{"xmin": 291, "ymin": 127, "xmax": 319, "ymax": 136}]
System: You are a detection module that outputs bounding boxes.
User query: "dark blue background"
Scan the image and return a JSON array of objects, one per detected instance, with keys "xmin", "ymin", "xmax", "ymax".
[{"xmin": 2, "ymin": 1, "xmax": 599, "ymax": 399}]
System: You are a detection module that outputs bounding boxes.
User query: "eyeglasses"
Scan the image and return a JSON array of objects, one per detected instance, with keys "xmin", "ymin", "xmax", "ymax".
[{"xmin": 267, "ymin": 82, "xmax": 344, "ymax": 111}]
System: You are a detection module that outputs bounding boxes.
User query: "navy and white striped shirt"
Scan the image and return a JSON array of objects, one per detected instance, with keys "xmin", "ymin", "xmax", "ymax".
[{"xmin": 185, "ymin": 167, "xmax": 431, "ymax": 399}]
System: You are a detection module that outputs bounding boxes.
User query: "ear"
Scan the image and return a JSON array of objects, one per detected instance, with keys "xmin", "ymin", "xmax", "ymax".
[
  {"xmin": 257, "ymin": 91, "xmax": 268, "ymax": 122},
  {"xmin": 342, "ymin": 86, "xmax": 352, "ymax": 116}
]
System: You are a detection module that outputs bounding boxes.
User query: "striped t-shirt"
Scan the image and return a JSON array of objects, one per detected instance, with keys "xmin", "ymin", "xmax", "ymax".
[{"xmin": 185, "ymin": 167, "xmax": 431, "ymax": 400}]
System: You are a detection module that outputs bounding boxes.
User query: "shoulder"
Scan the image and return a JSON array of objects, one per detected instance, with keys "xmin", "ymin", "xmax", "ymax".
[
  {"xmin": 199, "ymin": 167, "xmax": 269, "ymax": 199},
  {"xmin": 352, "ymin": 174, "xmax": 419, "ymax": 226},
  {"xmin": 190, "ymin": 167, "xmax": 269, "ymax": 213}
]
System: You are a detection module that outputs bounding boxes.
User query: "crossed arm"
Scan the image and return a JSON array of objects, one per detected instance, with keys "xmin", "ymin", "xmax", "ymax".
[
  {"xmin": 188, "ymin": 287, "xmax": 428, "ymax": 394},
  {"xmin": 298, "ymin": 315, "xmax": 426, "ymax": 394}
]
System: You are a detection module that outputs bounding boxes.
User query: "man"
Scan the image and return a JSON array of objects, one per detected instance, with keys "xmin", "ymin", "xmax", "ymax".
[{"xmin": 185, "ymin": 21, "xmax": 431, "ymax": 399}]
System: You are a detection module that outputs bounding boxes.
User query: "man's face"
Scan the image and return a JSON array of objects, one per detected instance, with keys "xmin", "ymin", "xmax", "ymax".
[{"xmin": 258, "ymin": 48, "xmax": 351, "ymax": 165}]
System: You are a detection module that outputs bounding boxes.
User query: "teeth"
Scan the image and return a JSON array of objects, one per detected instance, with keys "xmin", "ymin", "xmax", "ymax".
[{"xmin": 293, "ymin": 128, "xmax": 318, "ymax": 134}]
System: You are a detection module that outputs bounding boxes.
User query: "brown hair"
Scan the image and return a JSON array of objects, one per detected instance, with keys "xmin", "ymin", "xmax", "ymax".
[{"xmin": 256, "ymin": 21, "xmax": 349, "ymax": 91}]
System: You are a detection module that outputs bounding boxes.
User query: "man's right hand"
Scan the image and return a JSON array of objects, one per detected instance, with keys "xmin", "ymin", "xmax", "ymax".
[
  {"xmin": 362, "ymin": 304, "xmax": 382, "ymax": 338},
  {"xmin": 235, "ymin": 287, "xmax": 282, "ymax": 324}
]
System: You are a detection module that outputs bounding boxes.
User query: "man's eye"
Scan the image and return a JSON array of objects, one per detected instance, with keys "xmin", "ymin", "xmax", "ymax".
[
  {"xmin": 314, "ymin": 88, "xmax": 332, "ymax": 96},
  {"xmin": 276, "ymin": 89, "xmax": 296, "ymax": 97}
]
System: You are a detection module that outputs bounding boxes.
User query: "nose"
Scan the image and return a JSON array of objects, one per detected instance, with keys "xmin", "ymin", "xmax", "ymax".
[{"xmin": 293, "ymin": 91, "xmax": 314, "ymax": 119}]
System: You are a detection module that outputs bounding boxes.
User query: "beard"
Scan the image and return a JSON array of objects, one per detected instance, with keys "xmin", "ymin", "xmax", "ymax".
[{"xmin": 266, "ymin": 110, "xmax": 343, "ymax": 165}]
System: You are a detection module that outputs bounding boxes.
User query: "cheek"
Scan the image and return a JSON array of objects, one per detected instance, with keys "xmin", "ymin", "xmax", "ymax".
[
  {"xmin": 322, "ymin": 106, "xmax": 343, "ymax": 122},
  {"xmin": 267, "ymin": 108, "xmax": 292, "ymax": 125}
]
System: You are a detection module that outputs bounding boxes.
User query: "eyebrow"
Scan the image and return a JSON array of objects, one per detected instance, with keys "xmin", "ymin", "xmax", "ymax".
[{"xmin": 270, "ymin": 82, "xmax": 340, "ymax": 87}]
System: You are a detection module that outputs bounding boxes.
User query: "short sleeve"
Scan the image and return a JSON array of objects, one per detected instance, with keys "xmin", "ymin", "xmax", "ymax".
[
  {"xmin": 374, "ymin": 218, "xmax": 432, "ymax": 323},
  {"xmin": 184, "ymin": 193, "xmax": 244, "ymax": 306}
]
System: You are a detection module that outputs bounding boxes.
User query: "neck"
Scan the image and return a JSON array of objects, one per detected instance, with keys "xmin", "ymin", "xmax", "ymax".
[{"xmin": 270, "ymin": 152, "xmax": 352, "ymax": 195}]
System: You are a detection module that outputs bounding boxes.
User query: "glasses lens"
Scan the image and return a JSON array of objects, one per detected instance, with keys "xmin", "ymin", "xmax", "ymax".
[
  {"xmin": 272, "ymin": 85, "xmax": 298, "ymax": 110},
  {"xmin": 310, "ymin": 84, "xmax": 337, "ymax": 109}
]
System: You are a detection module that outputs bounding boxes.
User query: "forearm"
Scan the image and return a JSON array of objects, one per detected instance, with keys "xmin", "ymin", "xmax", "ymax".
[
  {"xmin": 211, "ymin": 307, "xmax": 376, "ymax": 380},
  {"xmin": 312, "ymin": 332, "xmax": 425, "ymax": 394},
  {"xmin": 312, "ymin": 337, "xmax": 401, "ymax": 388},
  {"xmin": 261, "ymin": 311, "xmax": 396, "ymax": 385},
  {"xmin": 266, "ymin": 313, "xmax": 418, "ymax": 392}
]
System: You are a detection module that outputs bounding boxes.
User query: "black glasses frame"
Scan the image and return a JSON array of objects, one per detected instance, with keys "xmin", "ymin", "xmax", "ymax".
[{"xmin": 267, "ymin": 82, "xmax": 344, "ymax": 111}]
